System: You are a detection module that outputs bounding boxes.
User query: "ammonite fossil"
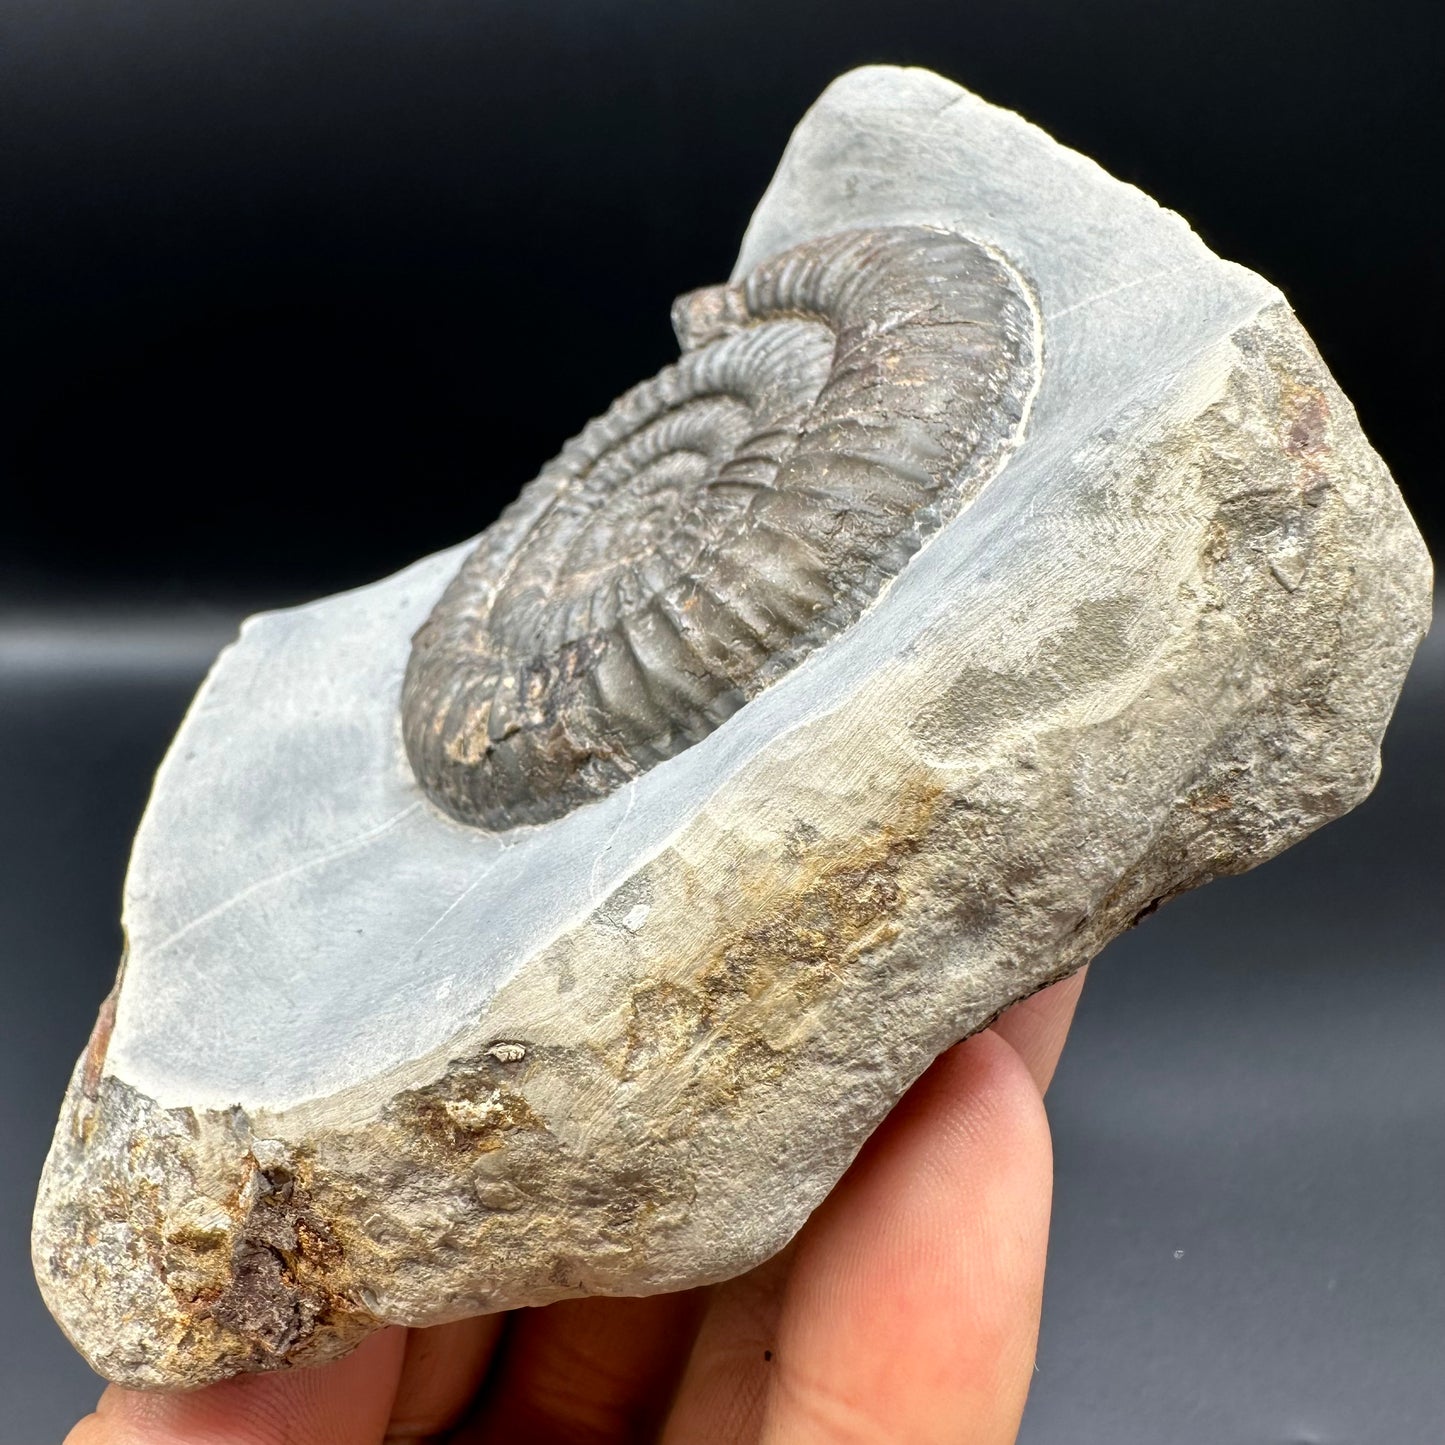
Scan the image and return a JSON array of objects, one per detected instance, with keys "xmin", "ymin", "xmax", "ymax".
[
  {"xmin": 403, "ymin": 226, "xmax": 1040, "ymax": 828},
  {"xmin": 33, "ymin": 65, "xmax": 1432, "ymax": 1397}
]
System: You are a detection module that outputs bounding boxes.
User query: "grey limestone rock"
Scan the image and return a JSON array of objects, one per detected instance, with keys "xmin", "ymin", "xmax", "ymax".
[{"xmin": 33, "ymin": 65, "xmax": 1431, "ymax": 1390}]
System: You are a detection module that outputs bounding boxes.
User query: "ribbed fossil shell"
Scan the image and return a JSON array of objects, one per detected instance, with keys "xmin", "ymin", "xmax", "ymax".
[{"xmin": 403, "ymin": 226, "xmax": 1039, "ymax": 828}]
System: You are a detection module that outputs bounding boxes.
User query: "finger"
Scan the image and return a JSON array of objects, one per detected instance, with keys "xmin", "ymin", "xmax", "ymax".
[
  {"xmin": 65, "ymin": 1326, "xmax": 408, "ymax": 1445},
  {"xmin": 384, "ymin": 1315, "xmax": 506, "ymax": 1442},
  {"xmin": 757, "ymin": 1030, "xmax": 1053, "ymax": 1445},
  {"xmin": 659, "ymin": 1244, "xmax": 796, "ymax": 1445},
  {"xmin": 453, "ymin": 1290, "xmax": 706, "ymax": 1444},
  {"xmin": 989, "ymin": 966, "xmax": 1088, "ymax": 1093}
]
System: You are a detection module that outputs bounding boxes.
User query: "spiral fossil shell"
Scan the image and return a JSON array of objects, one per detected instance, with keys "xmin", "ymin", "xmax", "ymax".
[{"xmin": 403, "ymin": 226, "xmax": 1040, "ymax": 828}]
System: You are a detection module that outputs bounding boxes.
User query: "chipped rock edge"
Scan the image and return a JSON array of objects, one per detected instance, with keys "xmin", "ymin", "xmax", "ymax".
[{"xmin": 33, "ymin": 303, "xmax": 1432, "ymax": 1388}]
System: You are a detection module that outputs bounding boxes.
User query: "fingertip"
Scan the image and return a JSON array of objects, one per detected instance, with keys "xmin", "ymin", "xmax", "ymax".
[
  {"xmin": 864, "ymin": 1027, "xmax": 1053, "ymax": 1234},
  {"xmin": 758, "ymin": 1029, "xmax": 1054, "ymax": 1444},
  {"xmin": 63, "ymin": 1408, "xmax": 108, "ymax": 1445},
  {"xmin": 387, "ymin": 1314, "xmax": 504, "ymax": 1439},
  {"xmin": 78, "ymin": 1326, "xmax": 407, "ymax": 1445},
  {"xmin": 989, "ymin": 966, "xmax": 1088, "ymax": 1095}
]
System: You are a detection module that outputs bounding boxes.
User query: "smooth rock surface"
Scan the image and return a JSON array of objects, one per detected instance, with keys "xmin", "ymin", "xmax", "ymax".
[{"xmin": 33, "ymin": 65, "xmax": 1431, "ymax": 1389}]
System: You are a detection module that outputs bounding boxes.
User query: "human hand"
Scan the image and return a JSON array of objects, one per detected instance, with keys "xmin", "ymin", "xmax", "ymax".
[{"xmin": 65, "ymin": 970, "xmax": 1085, "ymax": 1445}]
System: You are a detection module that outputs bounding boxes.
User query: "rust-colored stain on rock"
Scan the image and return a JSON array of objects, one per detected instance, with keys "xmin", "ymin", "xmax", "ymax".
[{"xmin": 615, "ymin": 777, "xmax": 942, "ymax": 1107}]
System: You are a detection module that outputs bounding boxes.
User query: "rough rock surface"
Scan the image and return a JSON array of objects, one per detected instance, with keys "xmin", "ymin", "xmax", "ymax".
[{"xmin": 33, "ymin": 65, "xmax": 1431, "ymax": 1389}]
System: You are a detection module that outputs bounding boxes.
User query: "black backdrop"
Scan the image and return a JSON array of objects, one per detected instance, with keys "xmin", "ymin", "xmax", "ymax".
[
  {"xmin": 2, "ymin": 5, "xmax": 1442, "ymax": 1442},
  {"xmin": 2, "ymin": 0, "xmax": 1440, "ymax": 607}
]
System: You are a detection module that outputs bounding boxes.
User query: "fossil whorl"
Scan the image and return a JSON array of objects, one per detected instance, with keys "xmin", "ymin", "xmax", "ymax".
[{"xmin": 403, "ymin": 226, "xmax": 1039, "ymax": 829}]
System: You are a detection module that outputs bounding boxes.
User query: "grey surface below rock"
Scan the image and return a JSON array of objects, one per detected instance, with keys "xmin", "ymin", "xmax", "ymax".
[{"xmin": 32, "ymin": 65, "xmax": 1431, "ymax": 1389}]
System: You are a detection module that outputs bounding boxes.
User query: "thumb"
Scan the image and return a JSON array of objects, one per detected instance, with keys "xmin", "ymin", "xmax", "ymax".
[{"xmin": 64, "ymin": 1325, "xmax": 407, "ymax": 1445}]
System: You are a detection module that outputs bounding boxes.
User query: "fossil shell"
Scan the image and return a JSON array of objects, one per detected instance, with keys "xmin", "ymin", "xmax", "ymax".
[
  {"xmin": 31, "ymin": 65, "xmax": 1431, "ymax": 1394},
  {"xmin": 402, "ymin": 226, "xmax": 1039, "ymax": 828}
]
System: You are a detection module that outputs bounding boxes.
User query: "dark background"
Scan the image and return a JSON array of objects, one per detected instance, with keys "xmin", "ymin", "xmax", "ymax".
[
  {"xmin": 2, "ymin": 0, "xmax": 1442, "ymax": 608},
  {"xmin": 1, "ymin": 2, "xmax": 1440, "ymax": 1441}
]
